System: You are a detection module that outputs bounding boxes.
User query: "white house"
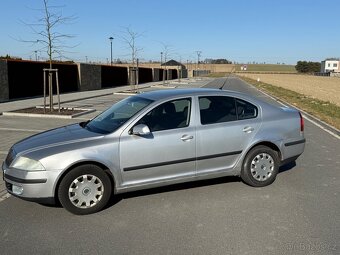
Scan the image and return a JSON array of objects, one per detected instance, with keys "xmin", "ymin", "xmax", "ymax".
[{"xmin": 321, "ymin": 59, "xmax": 340, "ymax": 73}]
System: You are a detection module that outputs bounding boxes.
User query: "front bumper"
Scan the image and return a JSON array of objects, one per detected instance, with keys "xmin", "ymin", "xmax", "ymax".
[{"xmin": 2, "ymin": 162, "xmax": 61, "ymax": 203}]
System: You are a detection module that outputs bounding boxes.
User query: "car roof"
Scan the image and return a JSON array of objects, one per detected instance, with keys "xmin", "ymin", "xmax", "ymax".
[{"xmin": 136, "ymin": 88, "xmax": 252, "ymax": 101}]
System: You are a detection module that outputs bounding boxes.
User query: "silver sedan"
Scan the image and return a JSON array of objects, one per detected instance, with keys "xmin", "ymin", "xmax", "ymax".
[{"xmin": 2, "ymin": 88, "xmax": 305, "ymax": 214}]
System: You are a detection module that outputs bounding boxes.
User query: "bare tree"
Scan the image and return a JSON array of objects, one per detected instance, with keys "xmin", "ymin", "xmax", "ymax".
[
  {"xmin": 160, "ymin": 43, "xmax": 174, "ymax": 85},
  {"xmin": 120, "ymin": 27, "xmax": 144, "ymax": 91},
  {"xmin": 21, "ymin": 0, "xmax": 76, "ymax": 112}
]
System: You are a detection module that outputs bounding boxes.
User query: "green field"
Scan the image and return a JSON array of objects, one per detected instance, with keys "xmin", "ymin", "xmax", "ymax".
[{"xmin": 236, "ymin": 64, "xmax": 296, "ymax": 72}]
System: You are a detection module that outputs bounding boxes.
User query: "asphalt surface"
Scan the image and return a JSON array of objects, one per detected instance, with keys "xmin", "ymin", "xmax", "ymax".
[{"xmin": 0, "ymin": 77, "xmax": 339, "ymax": 255}]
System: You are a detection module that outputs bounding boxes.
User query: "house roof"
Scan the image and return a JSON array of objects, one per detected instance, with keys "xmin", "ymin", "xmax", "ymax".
[
  {"xmin": 161, "ymin": 59, "xmax": 184, "ymax": 67},
  {"xmin": 324, "ymin": 58, "xmax": 340, "ymax": 61}
]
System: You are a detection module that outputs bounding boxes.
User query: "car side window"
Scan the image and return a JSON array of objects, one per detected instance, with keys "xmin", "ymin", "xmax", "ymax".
[
  {"xmin": 138, "ymin": 98, "xmax": 191, "ymax": 132},
  {"xmin": 199, "ymin": 96, "xmax": 237, "ymax": 125},
  {"xmin": 235, "ymin": 98, "xmax": 258, "ymax": 120}
]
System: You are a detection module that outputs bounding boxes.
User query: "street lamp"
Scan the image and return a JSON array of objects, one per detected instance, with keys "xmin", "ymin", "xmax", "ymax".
[
  {"xmin": 195, "ymin": 51, "xmax": 202, "ymax": 77},
  {"xmin": 160, "ymin": 52, "xmax": 166, "ymax": 84},
  {"xmin": 109, "ymin": 37, "xmax": 114, "ymax": 65}
]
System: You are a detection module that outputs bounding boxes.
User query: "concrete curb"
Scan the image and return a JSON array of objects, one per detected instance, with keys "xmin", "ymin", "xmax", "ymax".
[
  {"xmin": 0, "ymin": 83, "xmax": 155, "ymax": 114},
  {"xmin": 2, "ymin": 107, "xmax": 96, "ymax": 119},
  {"xmin": 151, "ymin": 85, "xmax": 177, "ymax": 89}
]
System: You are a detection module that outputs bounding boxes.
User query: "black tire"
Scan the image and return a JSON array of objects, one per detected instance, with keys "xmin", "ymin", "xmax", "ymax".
[
  {"xmin": 58, "ymin": 164, "xmax": 112, "ymax": 215},
  {"xmin": 241, "ymin": 145, "xmax": 279, "ymax": 187}
]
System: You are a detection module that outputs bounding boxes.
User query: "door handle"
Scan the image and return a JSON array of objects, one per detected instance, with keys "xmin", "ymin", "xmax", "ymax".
[
  {"xmin": 181, "ymin": 135, "xmax": 194, "ymax": 141},
  {"xmin": 243, "ymin": 126, "xmax": 254, "ymax": 133}
]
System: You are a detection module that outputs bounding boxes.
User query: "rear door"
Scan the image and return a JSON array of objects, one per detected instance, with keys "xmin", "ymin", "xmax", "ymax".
[{"xmin": 196, "ymin": 96, "xmax": 261, "ymax": 175}]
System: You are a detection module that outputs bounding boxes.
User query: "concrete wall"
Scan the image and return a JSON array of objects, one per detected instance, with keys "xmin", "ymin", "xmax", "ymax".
[
  {"xmin": 130, "ymin": 63, "xmax": 235, "ymax": 73},
  {"xmin": 0, "ymin": 61, "xmax": 181, "ymax": 101},
  {"xmin": 78, "ymin": 63, "xmax": 101, "ymax": 91},
  {"xmin": 0, "ymin": 60, "xmax": 9, "ymax": 102},
  {"xmin": 7, "ymin": 60, "xmax": 78, "ymax": 100},
  {"xmin": 181, "ymin": 69, "xmax": 188, "ymax": 78},
  {"xmin": 153, "ymin": 68, "xmax": 161, "ymax": 81},
  {"xmin": 128, "ymin": 67, "xmax": 137, "ymax": 85},
  {"xmin": 166, "ymin": 69, "xmax": 178, "ymax": 80},
  {"xmin": 101, "ymin": 65, "xmax": 128, "ymax": 88},
  {"xmin": 138, "ymin": 67, "xmax": 153, "ymax": 84},
  {"xmin": 167, "ymin": 69, "xmax": 172, "ymax": 80}
]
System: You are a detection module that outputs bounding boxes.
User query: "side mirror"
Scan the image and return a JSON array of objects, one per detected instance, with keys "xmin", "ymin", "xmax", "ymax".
[{"xmin": 131, "ymin": 124, "xmax": 151, "ymax": 136}]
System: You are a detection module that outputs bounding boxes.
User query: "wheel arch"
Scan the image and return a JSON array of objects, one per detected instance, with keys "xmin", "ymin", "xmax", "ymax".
[
  {"xmin": 240, "ymin": 141, "xmax": 281, "ymax": 187},
  {"xmin": 54, "ymin": 161, "xmax": 116, "ymax": 204},
  {"xmin": 244, "ymin": 141, "xmax": 282, "ymax": 162}
]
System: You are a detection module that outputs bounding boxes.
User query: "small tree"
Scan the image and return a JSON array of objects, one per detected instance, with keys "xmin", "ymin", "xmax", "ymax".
[
  {"xmin": 160, "ymin": 43, "xmax": 173, "ymax": 84},
  {"xmin": 120, "ymin": 27, "xmax": 144, "ymax": 90},
  {"xmin": 21, "ymin": 0, "xmax": 76, "ymax": 112}
]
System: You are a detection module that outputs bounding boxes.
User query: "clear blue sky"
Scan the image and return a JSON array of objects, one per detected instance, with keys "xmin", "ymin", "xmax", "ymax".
[{"xmin": 1, "ymin": 0, "xmax": 339, "ymax": 64}]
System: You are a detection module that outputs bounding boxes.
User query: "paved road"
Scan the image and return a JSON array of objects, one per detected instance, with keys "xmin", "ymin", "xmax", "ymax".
[{"xmin": 0, "ymin": 77, "xmax": 339, "ymax": 254}]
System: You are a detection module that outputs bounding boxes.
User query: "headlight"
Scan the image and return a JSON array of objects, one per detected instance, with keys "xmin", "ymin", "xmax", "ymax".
[{"xmin": 11, "ymin": 157, "xmax": 45, "ymax": 171}]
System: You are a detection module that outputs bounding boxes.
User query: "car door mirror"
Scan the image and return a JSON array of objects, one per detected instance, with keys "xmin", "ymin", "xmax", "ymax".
[{"xmin": 131, "ymin": 124, "xmax": 151, "ymax": 136}]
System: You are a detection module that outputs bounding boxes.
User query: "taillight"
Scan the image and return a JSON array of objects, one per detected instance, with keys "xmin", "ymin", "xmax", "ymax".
[{"xmin": 299, "ymin": 112, "xmax": 304, "ymax": 132}]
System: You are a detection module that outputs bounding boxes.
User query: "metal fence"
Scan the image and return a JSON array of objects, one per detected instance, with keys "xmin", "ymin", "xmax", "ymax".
[{"xmin": 193, "ymin": 70, "xmax": 211, "ymax": 77}]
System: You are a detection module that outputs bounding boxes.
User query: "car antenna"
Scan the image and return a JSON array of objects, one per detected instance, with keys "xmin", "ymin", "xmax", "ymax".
[{"xmin": 219, "ymin": 66, "xmax": 235, "ymax": 90}]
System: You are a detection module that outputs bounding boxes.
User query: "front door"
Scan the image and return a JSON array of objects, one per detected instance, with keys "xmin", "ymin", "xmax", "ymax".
[{"xmin": 119, "ymin": 98, "xmax": 196, "ymax": 186}]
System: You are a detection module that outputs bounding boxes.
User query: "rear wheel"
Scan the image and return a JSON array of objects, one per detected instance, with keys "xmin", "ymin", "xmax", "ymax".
[
  {"xmin": 241, "ymin": 146, "xmax": 279, "ymax": 187},
  {"xmin": 58, "ymin": 164, "xmax": 112, "ymax": 215}
]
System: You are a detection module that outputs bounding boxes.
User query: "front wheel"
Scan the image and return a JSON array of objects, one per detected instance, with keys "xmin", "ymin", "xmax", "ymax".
[
  {"xmin": 241, "ymin": 146, "xmax": 279, "ymax": 187},
  {"xmin": 58, "ymin": 165, "xmax": 112, "ymax": 215}
]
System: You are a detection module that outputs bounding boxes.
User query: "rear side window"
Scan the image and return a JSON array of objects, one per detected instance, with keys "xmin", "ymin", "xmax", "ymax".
[
  {"xmin": 199, "ymin": 96, "xmax": 237, "ymax": 125},
  {"xmin": 199, "ymin": 96, "xmax": 258, "ymax": 125},
  {"xmin": 235, "ymin": 98, "xmax": 258, "ymax": 120}
]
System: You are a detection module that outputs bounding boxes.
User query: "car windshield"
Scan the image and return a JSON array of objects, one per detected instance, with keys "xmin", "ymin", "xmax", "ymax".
[{"xmin": 85, "ymin": 96, "xmax": 154, "ymax": 134}]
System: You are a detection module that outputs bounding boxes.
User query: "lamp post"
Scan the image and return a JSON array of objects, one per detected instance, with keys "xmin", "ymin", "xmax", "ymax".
[
  {"xmin": 160, "ymin": 52, "xmax": 165, "ymax": 84},
  {"xmin": 195, "ymin": 51, "xmax": 202, "ymax": 77},
  {"xmin": 109, "ymin": 37, "xmax": 114, "ymax": 65}
]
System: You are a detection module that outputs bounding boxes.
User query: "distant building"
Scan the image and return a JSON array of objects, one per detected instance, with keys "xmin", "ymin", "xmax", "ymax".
[
  {"xmin": 321, "ymin": 58, "xmax": 340, "ymax": 73},
  {"xmin": 240, "ymin": 64, "xmax": 247, "ymax": 71}
]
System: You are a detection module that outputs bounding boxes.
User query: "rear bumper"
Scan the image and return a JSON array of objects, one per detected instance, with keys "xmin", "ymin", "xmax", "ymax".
[
  {"xmin": 284, "ymin": 138, "xmax": 306, "ymax": 147},
  {"xmin": 281, "ymin": 138, "xmax": 305, "ymax": 162},
  {"xmin": 280, "ymin": 155, "xmax": 301, "ymax": 167}
]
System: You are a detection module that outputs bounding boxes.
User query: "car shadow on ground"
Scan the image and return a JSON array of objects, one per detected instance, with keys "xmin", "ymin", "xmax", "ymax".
[
  {"xmin": 37, "ymin": 176, "xmax": 240, "ymax": 211},
  {"xmin": 39, "ymin": 163, "xmax": 297, "ymax": 212},
  {"xmin": 106, "ymin": 161, "xmax": 298, "ymax": 209},
  {"xmin": 106, "ymin": 176, "xmax": 241, "ymax": 209},
  {"xmin": 279, "ymin": 161, "xmax": 296, "ymax": 173}
]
